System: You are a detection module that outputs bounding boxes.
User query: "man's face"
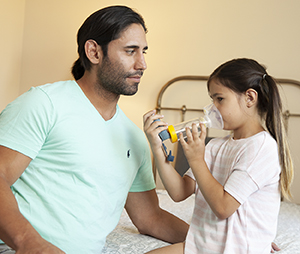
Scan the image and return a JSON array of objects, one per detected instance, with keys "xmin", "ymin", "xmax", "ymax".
[{"xmin": 97, "ymin": 23, "xmax": 148, "ymax": 96}]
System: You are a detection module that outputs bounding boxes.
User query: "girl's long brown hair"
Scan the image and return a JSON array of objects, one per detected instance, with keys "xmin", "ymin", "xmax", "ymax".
[{"xmin": 208, "ymin": 58, "xmax": 294, "ymax": 200}]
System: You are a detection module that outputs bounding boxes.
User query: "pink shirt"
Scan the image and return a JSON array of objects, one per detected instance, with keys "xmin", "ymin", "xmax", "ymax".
[{"xmin": 185, "ymin": 131, "xmax": 281, "ymax": 254}]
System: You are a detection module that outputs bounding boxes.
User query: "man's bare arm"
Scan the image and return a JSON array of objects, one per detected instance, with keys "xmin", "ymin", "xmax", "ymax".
[
  {"xmin": 125, "ymin": 189, "xmax": 189, "ymax": 243},
  {"xmin": 0, "ymin": 146, "xmax": 65, "ymax": 253}
]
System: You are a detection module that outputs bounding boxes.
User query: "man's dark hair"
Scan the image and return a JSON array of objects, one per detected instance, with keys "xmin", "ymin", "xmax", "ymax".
[{"xmin": 71, "ymin": 5, "xmax": 147, "ymax": 80}]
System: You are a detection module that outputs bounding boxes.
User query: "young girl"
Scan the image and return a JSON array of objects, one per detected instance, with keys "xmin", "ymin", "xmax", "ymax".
[{"xmin": 143, "ymin": 58, "xmax": 294, "ymax": 254}]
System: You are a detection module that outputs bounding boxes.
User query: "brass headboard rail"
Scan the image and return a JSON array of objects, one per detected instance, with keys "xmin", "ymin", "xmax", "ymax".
[
  {"xmin": 155, "ymin": 76, "xmax": 300, "ymax": 121},
  {"xmin": 276, "ymin": 78, "xmax": 300, "ymax": 120},
  {"xmin": 156, "ymin": 76, "xmax": 209, "ymax": 121}
]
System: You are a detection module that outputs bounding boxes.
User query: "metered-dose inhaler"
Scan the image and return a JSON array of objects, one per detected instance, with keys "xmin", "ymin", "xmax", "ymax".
[{"xmin": 156, "ymin": 103, "xmax": 224, "ymax": 161}]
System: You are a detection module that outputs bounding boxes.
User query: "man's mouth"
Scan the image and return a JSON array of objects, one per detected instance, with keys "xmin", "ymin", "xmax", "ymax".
[
  {"xmin": 128, "ymin": 75, "xmax": 141, "ymax": 82},
  {"xmin": 127, "ymin": 72, "xmax": 143, "ymax": 83}
]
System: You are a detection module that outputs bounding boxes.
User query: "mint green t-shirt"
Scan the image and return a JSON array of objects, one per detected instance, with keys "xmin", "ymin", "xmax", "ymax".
[{"xmin": 0, "ymin": 80, "xmax": 155, "ymax": 253}]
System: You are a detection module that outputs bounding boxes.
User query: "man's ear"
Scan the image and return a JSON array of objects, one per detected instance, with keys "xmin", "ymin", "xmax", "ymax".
[
  {"xmin": 84, "ymin": 40, "xmax": 103, "ymax": 65},
  {"xmin": 245, "ymin": 88, "xmax": 258, "ymax": 108}
]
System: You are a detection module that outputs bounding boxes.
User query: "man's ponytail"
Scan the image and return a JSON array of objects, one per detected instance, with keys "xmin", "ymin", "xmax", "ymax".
[{"xmin": 71, "ymin": 58, "xmax": 85, "ymax": 80}]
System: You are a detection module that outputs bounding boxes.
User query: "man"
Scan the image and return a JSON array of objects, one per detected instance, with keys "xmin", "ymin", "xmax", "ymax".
[{"xmin": 0, "ymin": 6, "xmax": 188, "ymax": 253}]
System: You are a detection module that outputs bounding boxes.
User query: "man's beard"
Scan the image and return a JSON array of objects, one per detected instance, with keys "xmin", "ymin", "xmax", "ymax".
[{"xmin": 96, "ymin": 56, "xmax": 143, "ymax": 96}]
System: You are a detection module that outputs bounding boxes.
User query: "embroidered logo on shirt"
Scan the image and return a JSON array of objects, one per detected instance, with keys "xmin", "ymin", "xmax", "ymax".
[{"xmin": 127, "ymin": 149, "xmax": 131, "ymax": 158}]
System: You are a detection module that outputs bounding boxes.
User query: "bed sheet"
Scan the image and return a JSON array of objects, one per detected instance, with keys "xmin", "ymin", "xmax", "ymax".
[
  {"xmin": 0, "ymin": 190, "xmax": 298, "ymax": 253},
  {"xmin": 103, "ymin": 190, "xmax": 300, "ymax": 254},
  {"xmin": 274, "ymin": 201, "xmax": 300, "ymax": 253}
]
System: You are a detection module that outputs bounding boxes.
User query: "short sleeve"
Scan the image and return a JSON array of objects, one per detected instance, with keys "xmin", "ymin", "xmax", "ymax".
[
  {"xmin": 224, "ymin": 170, "xmax": 258, "ymax": 204},
  {"xmin": 224, "ymin": 133, "xmax": 280, "ymax": 204},
  {"xmin": 0, "ymin": 87, "xmax": 54, "ymax": 159},
  {"xmin": 129, "ymin": 144, "xmax": 156, "ymax": 192}
]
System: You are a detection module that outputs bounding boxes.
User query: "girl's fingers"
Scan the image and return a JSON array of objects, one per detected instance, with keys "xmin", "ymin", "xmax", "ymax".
[
  {"xmin": 143, "ymin": 109, "xmax": 156, "ymax": 123},
  {"xmin": 143, "ymin": 110, "xmax": 156, "ymax": 129},
  {"xmin": 199, "ymin": 123, "xmax": 207, "ymax": 140},
  {"xmin": 185, "ymin": 126, "xmax": 193, "ymax": 141},
  {"xmin": 150, "ymin": 119, "xmax": 168, "ymax": 132},
  {"xmin": 143, "ymin": 110, "xmax": 166, "ymax": 130},
  {"xmin": 191, "ymin": 123, "xmax": 199, "ymax": 138},
  {"xmin": 179, "ymin": 132, "xmax": 185, "ymax": 143},
  {"xmin": 179, "ymin": 132, "xmax": 188, "ymax": 150},
  {"xmin": 186, "ymin": 123, "xmax": 199, "ymax": 141}
]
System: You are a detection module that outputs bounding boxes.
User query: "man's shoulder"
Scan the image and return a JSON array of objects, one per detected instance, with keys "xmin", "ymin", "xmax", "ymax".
[{"xmin": 38, "ymin": 80, "xmax": 77, "ymax": 95}]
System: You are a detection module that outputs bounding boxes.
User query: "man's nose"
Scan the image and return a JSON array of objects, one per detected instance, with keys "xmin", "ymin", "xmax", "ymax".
[{"xmin": 135, "ymin": 54, "xmax": 147, "ymax": 70}]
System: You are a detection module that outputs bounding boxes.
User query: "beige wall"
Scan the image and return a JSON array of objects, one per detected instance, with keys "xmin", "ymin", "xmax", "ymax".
[
  {"xmin": 0, "ymin": 0, "xmax": 26, "ymax": 109},
  {"xmin": 2, "ymin": 0, "xmax": 300, "ymax": 203}
]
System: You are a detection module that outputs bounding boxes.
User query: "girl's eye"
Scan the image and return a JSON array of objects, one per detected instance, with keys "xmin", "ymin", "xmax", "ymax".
[{"xmin": 217, "ymin": 97, "xmax": 223, "ymax": 102}]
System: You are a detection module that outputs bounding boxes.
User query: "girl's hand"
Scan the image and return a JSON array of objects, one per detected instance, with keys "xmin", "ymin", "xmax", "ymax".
[
  {"xmin": 179, "ymin": 123, "xmax": 207, "ymax": 166},
  {"xmin": 143, "ymin": 110, "xmax": 168, "ymax": 151}
]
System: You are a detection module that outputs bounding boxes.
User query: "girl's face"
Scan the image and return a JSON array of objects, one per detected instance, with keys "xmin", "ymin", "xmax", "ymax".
[{"xmin": 208, "ymin": 79, "xmax": 249, "ymax": 135}]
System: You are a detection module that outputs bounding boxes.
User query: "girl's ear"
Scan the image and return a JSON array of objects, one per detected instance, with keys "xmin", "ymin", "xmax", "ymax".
[
  {"xmin": 245, "ymin": 88, "xmax": 258, "ymax": 108},
  {"xmin": 84, "ymin": 39, "xmax": 103, "ymax": 65}
]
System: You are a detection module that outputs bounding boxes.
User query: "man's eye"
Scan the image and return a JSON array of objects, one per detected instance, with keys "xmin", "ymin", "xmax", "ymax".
[{"xmin": 126, "ymin": 50, "xmax": 135, "ymax": 55}]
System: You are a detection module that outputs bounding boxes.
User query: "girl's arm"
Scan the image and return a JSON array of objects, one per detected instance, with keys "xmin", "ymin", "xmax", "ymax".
[
  {"xmin": 143, "ymin": 110, "xmax": 195, "ymax": 202},
  {"xmin": 180, "ymin": 123, "xmax": 240, "ymax": 220}
]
